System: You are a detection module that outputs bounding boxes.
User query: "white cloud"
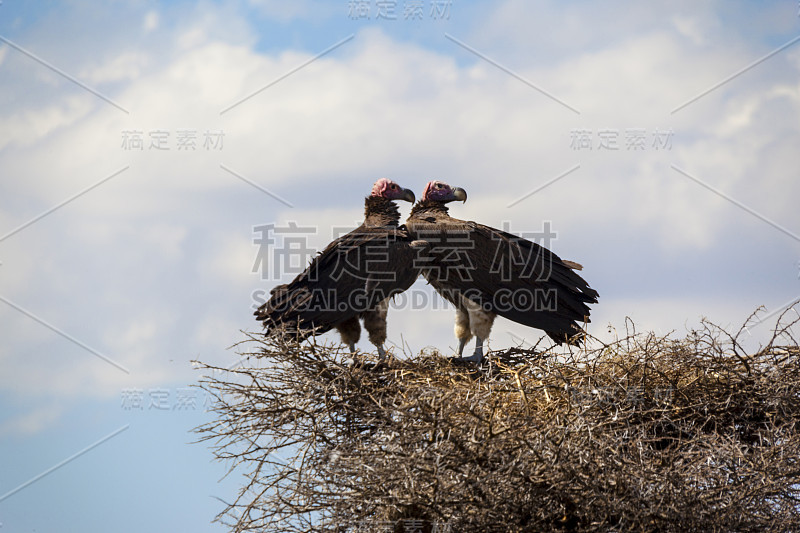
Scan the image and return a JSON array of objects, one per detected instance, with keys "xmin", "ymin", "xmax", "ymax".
[
  {"xmin": 79, "ymin": 52, "xmax": 150, "ymax": 85},
  {"xmin": 0, "ymin": 95, "xmax": 94, "ymax": 150},
  {"xmin": 672, "ymin": 15, "xmax": 711, "ymax": 46},
  {"xmin": 245, "ymin": 0, "xmax": 338, "ymax": 21},
  {"xmin": 0, "ymin": 402, "xmax": 64, "ymax": 437},
  {"xmin": 143, "ymin": 10, "xmax": 160, "ymax": 33}
]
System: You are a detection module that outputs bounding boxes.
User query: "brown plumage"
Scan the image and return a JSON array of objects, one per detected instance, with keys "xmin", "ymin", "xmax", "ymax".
[
  {"xmin": 255, "ymin": 179, "xmax": 419, "ymax": 359},
  {"xmin": 406, "ymin": 180, "xmax": 599, "ymax": 362}
]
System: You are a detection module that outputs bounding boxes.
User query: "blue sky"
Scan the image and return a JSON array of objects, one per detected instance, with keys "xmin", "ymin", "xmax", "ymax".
[{"xmin": 1, "ymin": 1, "xmax": 799, "ymax": 531}]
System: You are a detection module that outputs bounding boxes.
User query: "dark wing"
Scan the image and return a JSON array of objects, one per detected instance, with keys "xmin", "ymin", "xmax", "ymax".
[
  {"xmin": 410, "ymin": 217, "xmax": 598, "ymax": 343},
  {"xmin": 256, "ymin": 225, "xmax": 419, "ymax": 338}
]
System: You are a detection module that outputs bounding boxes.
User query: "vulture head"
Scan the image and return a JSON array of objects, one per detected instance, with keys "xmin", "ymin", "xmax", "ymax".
[
  {"xmin": 371, "ymin": 178, "xmax": 416, "ymax": 203},
  {"xmin": 422, "ymin": 180, "xmax": 467, "ymax": 203}
]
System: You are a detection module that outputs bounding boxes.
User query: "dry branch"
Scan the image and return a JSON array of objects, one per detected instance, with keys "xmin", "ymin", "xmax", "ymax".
[{"xmin": 196, "ymin": 307, "xmax": 800, "ymax": 532}]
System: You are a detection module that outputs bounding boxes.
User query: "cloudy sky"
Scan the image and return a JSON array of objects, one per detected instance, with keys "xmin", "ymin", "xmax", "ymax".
[{"xmin": 1, "ymin": 0, "xmax": 798, "ymax": 530}]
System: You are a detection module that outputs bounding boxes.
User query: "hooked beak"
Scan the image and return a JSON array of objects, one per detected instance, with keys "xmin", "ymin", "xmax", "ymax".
[
  {"xmin": 452, "ymin": 187, "xmax": 467, "ymax": 203},
  {"xmin": 402, "ymin": 188, "xmax": 416, "ymax": 203}
]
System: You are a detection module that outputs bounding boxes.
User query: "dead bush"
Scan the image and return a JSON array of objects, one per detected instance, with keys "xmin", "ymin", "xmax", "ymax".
[{"xmin": 196, "ymin": 306, "xmax": 800, "ymax": 532}]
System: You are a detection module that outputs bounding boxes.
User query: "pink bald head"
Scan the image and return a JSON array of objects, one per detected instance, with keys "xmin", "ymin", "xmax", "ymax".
[
  {"xmin": 422, "ymin": 180, "xmax": 467, "ymax": 203},
  {"xmin": 371, "ymin": 178, "xmax": 415, "ymax": 202}
]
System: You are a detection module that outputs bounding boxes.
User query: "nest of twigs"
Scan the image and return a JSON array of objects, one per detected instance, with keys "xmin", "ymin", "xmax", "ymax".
[{"xmin": 196, "ymin": 307, "xmax": 800, "ymax": 532}]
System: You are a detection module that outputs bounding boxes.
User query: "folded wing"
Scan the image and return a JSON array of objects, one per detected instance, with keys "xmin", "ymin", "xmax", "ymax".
[
  {"xmin": 256, "ymin": 225, "xmax": 419, "ymax": 337},
  {"xmin": 419, "ymin": 219, "xmax": 598, "ymax": 340}
]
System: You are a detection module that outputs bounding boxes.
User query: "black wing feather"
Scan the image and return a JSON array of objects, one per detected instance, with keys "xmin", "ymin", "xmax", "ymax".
[
  {"xmin": 256, "ymin": 225, "xmax": 418, "ymax": 337},
  {"xmin": 408, "ymin": 210, "xmax": 598, "ymax": 343}
]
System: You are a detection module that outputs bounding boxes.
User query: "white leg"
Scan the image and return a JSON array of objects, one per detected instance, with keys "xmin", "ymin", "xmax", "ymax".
[
  {"xmin": 343, "ymin": 343, "xmax": 359, "ymax": 367},
  {"xmin": 454, "ymin": 306, "xmax": 472, "ymax": 356},
  {"xmin": 455, "ymin": 296, "xmax": 494, "ymax": 364},
  {"xmin": 363, "ymin": 299, "xmax": 389, "ymax": 358},
  {"xmin": 457, "ymin": 336, "xmax": 469, "ymax": 356}
]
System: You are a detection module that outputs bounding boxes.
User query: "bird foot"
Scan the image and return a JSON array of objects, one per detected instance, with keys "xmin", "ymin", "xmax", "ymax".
[
  {"xmin": 344, "ymin": 343, "xmax": 359, "ymax": 367},
  {"xmin": 452, "ymin": 353, "xmax": 484, "ymax": 364},
  {"xmin": 451, "ymin": 343, "xmax": 484, "ymax": 364}
]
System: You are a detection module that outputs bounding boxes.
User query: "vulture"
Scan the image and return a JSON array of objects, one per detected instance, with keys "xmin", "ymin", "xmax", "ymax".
[
  {"xmin": 406, "ymin": 180, "xmax": 599, "ymax": 363},
  {"xmin": 255, "ymin": 178, "xmax": 419, "ymax": 359}
]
